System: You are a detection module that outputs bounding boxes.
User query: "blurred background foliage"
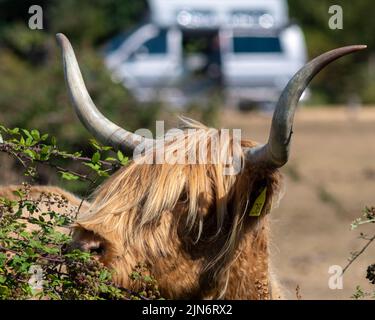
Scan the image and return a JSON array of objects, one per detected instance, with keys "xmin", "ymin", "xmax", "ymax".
[
  {"xmin": 0, "ymin": 0, "xmax": 374, "ymax": 131},
  {"xmin": 0, "ymin": 0, "xmax": 154, "ymax": 149},
  {"xmin": 0, "ymin": 0, "xmax": 374, "ymax": 189},
  {"xmin": 288, "ymin": 0, "xmax": 375, "ymax": 105}
]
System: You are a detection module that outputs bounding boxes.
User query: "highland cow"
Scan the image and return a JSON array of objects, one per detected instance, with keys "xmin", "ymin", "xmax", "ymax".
[{"xmin": 3, "ymin": 33, "xmax": 366, "ymax": 299}]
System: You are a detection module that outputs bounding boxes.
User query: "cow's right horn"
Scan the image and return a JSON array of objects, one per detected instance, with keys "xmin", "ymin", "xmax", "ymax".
[
  {"xmin": 56, "ymin": 33, "xmax": 153, "ymax": 154},
  {"xmin": 245, "ymin": 45, "xmax": 366, "ymax": 168}
]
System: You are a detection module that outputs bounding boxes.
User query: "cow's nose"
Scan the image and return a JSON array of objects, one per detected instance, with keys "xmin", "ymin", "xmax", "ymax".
[
  {"xmin": 66, "ymin": 241, "xmax": 88, "ymax": 253},
  {"xmin": 67, "ymin": 241, "xmax": 105, "ymax": 256}
]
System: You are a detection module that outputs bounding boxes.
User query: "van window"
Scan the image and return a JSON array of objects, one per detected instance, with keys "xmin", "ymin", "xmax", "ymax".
[
  {"xmin": 141, "ymin": 30, "xmax": 168, "ymax": 54},
  {"xmin": 232, "ymin": 36, "xmax": 282, "ymax": 53}
]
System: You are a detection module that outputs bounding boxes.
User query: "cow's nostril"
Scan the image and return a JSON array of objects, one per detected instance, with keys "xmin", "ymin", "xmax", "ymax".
[
  {"xmin": 90, "ymin": 244, "xmax": 105, "ymax": 256},
  {"xmin": 66, "ymin": 241, "xmax": 88, "ymax": 253}
]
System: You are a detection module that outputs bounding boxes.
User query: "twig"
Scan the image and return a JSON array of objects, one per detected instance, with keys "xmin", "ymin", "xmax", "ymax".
[
  {"xmin": 8, "ymin": 149, "xmax": 28, "ymax": 169},
  {"xmin": 342, "ymin": 233, "xmax": 375, "ymax": 275},
  {"xmin": 0, "ymin": 141, "xmax": 115, "ymax": 167},
  {"xmin": 0, "ymin": 142, "xmax": 94, "ymax": 183},
  {"xmin": 51, "ymin": 163, "xmax": 94, "ymax": 183},
  {"xmin": 0, "ymin": 245, "xmax": 65, "ymax": 263}
]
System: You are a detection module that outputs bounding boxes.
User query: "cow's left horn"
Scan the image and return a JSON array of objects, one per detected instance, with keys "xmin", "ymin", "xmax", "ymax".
[
  {"xmin": 56, "ymin": 33, "xmax": 152, "ymax": 154},
  {"xmin": 246, "ymin": 45, "xmax": 367, "ymax": 168}
]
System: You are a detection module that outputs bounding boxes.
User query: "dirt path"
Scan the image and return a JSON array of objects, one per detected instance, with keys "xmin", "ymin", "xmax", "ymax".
[{"xmin": 221, "ymin": 107, "xmax": 375, "ymax": 300}]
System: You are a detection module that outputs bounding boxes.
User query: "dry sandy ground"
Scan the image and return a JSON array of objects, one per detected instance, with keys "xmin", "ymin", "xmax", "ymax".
[{"xmin": 221, "ymin": 107, "xmax": 375, "ymax": 300}]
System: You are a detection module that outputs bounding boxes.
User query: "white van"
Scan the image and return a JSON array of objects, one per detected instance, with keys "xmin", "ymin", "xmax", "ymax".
[
  {"xmin": 105, "ymin": 24, "xmax": 184, "ymax": 105},
  {"xmin": 104, "ymin": 0, "xmax": 307, "ymax": 109},
  {"xmin": 221, "ymin": 25, "xmax": 307, "ymax": 108}
]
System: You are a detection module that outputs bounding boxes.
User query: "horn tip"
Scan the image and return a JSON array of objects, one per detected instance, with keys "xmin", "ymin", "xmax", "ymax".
[
  {"xmin": 56, "ymin": 33, "xmax": 69, "ymax": 48},
  {"xmin": 355, "ymin": 44, "xmax": 367, "ymax": 50},
  {"xmin": 348, "ymin": 44, "xmax": 367, "ymax": 52}
]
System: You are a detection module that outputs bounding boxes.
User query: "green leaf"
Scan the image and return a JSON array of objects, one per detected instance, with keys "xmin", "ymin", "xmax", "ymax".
[
  {"xmin": 60, "ymin": 172, "xmax": 79, "ymax": 181},
  {"xmin": 9, "ymin": 127, "xmax": 20, "ymax": 135},
  {"xmin": 0, "ymin": 125, "xmax": 7, "ymax": 133},
  {"xmin": 91, "ymin": 151, "xmax": 100, "ymax": 164},
  {"xmin": 0, "ymin": 275, "xmax": 6, "ymax": 284},
  {"xmin": 0, "ymin": 285, "xmax": 10, "ymax": 297},
  {"xmin": 117, "ymin": 151, "xmax": 128, "ymax": 165},
  {"xmin": 40, "ymin": 145, "xmax": 52, "ymax": 161},
  {"xmin": 51, "ymin": 136, "xmax": 57, "ymax": 146},
  {"xmin": 83, "ymin": 162, "xmax": 100, "ymax": 171},
  {"xmin": 20, "ymin": 231, "xmax": 32, "ymax": 240},
  {"xmin": 12, "ymin": 189, "xmax": 25, "ymax": 199},
  {"xmin": 89, "ymin": 139, "xmax": 100, "ymax": 150},
  {"xmin": 99, "ymin": 270, "xmax": 111, "ymax": 281},
  {"xmin": 25, "ymin": 137, "xmax": 33, "ymax": 146},
  {"xmin": 22, "ymin": 129, "xmax": 33, "ymax": 141},
  {"xmin": 23, "ymin": 149, "xmax": 37, "ymax": 160},
  {"xmin": 120, "ymin": 157, "xmax": 128, "ymax": 166},
  {"xmin": 31, "ymin": 129, "xmax": 40, "ymax": 140},
  {"xmin": 143, "ymin": 275, "xmax": 153, "ymax": 283},
  {"xmin": 0, "ymin": 253, "xmax": 6, "ymax": 267},
  {"xmin": 117, "ymin": 150, "xmax": 124, "ymax": 161}
]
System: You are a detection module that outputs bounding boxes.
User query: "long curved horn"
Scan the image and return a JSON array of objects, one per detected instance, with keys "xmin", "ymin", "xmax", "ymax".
[
  {"xmin": 56, "ymin": 33, "xmax": 152, "ymax": 154},
  {"xmin": 246, "ymin": 45, "xmax": 366, "ymax": 168}
]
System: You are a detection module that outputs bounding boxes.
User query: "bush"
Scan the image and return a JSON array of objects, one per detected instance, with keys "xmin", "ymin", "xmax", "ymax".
[
  {"xmin": 0, "ymin": 124, "xmax": 162, "ymax": 300},
  {"xmin": 346, "ymin": 207, "xmax": 375, "ymax": 299}
]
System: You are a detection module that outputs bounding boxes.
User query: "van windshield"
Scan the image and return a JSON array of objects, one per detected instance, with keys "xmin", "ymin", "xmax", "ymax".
[
  {"xmin": 232, "ymin": 36, "xmax": 282, "ymax": 53},
  {"xmin": 142, "ymin": 29, "xmax": 168, "ymax": 54}
]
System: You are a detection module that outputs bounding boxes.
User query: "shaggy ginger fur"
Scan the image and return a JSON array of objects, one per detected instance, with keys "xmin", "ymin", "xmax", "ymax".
[
  {"xmin": 72, "ymin": 118, "xmax": 284, "ymax": 299},
  {"xmin": 0, "ymin": 185, "xmax": 89, "ymax": 234}
]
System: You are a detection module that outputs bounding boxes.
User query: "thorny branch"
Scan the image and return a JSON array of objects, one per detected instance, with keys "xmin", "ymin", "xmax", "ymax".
[
  {"xmin": 0, "ymin": 141, "xmax": 114, "ymax": 166},
  {"xmin": 0, "ymin": 141, "xmax": 119, "ymax": 183},
  {"xmin": 342, "ymin": 233, "xmax": 375, "ymax": 275},
  {"xmin": 0, "ymin": 245, "xmax": 65, "ymax": 263}
]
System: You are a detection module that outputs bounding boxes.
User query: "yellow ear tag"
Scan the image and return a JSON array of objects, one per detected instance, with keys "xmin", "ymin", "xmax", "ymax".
[{"xmin": 249, "ymin": 186, "xmax": 267, "ymax": 217}]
